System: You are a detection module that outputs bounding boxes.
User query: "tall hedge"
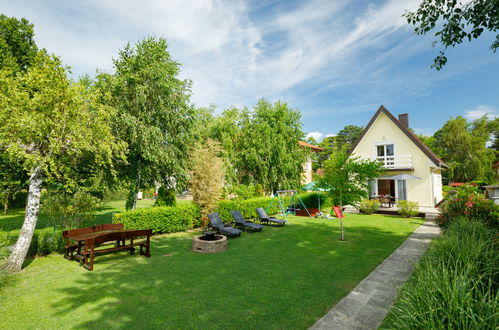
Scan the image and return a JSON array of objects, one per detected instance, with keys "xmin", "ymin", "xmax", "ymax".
[{"xmin": 113, "ymin": 204, "xmax": 201, "ymax": 234}]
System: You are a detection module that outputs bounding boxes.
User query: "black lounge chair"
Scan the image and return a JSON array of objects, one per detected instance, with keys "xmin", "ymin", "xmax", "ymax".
[
  {"xmin": 208, "ymin": 213, "xmax": 242, "ymax": 237},
  {"xmin": 231, "ymin": 210, "xmax": 263, "ymax": 232},
  {"xmin": 256, "ymin": 208, "xmax": 286, "ymax": 226}
]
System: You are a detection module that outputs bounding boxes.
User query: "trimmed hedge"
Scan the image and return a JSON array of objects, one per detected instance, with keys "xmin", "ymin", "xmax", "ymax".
[
  {"xmin": 113, "ymin": 204, "xmax": 201, "ymax": 234},
  {"xmin": 216, "ymin": 196, "xmax": 288, "ymax": 222}
]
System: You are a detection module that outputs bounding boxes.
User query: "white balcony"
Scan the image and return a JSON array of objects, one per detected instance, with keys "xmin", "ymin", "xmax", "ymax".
[{"xmin": 372, "ymin": 154, "xmax": 413, "ymax": 170}]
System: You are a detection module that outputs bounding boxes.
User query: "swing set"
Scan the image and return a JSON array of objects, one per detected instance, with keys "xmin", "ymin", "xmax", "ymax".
[{"xmin": 266, "ymin": 190, "xmax": 311, "ymax": 218}]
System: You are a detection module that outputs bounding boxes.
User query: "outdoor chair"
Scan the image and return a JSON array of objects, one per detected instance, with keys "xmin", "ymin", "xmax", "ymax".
[
  {"xmin": 231, "ymin": 210, "xmax": 263, "ymax": 232},
  {"xmin": 256, "ymin": 208, "xmax": 286, "ymax": 226},
  {"xmin": 208, "ymin": 213, "xmax": 242, "ymax": 237}
]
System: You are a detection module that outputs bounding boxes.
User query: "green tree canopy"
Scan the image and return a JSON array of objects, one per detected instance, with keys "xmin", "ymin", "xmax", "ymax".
[
  {"xmin": 404, "ymin": 0, "xmax": 499, "ymax": 70},
  {"xmin": 103, "ymin": 36, "xmax": 195, "ymax": 209},
  {"xmin": 318, "ymin": 150, "xmax": 382, "ymax": 239},
  {"xmin": 0, "ymin": 14, "xmax": 38, "ymax": 71},
  {"xmin": 0, "ymin": 51, "xmax": 122, "ymax": 271},
  {"xmin": 433, "ymin": 115, "xmax": 496, "ymax": 182},
  {"xmin": 236, "ymin": 99, "xmax": 306, "ymax": 193}
]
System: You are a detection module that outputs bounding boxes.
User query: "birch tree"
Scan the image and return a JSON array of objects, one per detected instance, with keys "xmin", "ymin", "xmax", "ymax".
[
  {"xmin": 0, "ymin": 52, "xmax": 121, "ymax": 272},
  {"xmin": 105, "ymin": 37, "xmax": 194, "ymax": 210}
]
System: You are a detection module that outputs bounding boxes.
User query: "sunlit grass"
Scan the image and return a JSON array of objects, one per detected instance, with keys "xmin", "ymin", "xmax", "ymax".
[{"xmin": 0, "ymin": 212, "xmax": 423, "ymax": 329}]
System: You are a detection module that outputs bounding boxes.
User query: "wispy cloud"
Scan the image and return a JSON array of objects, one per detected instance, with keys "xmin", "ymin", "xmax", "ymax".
[{"xmin": 464, "ymin": 105, "xmax": 498, "ymax": 120}]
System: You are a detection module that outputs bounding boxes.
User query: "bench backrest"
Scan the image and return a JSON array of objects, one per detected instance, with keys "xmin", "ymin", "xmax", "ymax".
[{"xmin": 63, "ymin": 223, "xmax": 124, "ymax": 238}]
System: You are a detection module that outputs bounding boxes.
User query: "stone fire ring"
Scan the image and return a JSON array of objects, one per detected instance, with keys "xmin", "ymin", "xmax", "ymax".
[{"xmin": 192, "ymin": 234, "xmax": 227, "ymax": 253}]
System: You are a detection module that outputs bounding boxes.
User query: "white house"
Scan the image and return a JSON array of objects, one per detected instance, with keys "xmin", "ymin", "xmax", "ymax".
[
  {"xmin": 299, "ymin": 141, "xmax": 323, "ymax": 184},
  {"xmin": 350, "ymin": 106, "xmax": 446, "ymax": 208}
]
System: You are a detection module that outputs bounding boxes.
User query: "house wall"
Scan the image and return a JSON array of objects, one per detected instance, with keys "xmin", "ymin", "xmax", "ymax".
[
  {"xmin": 352, "ymin": 112, "xmax": 441, "ymax": 207},
  {"xmin": 302, "ymin": 156, "xmax": 313, "ymax": 184}
]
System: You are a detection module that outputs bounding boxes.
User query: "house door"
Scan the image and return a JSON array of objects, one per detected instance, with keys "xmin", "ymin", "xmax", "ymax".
[{"xmin": 377, "ymin": 180, "xmax": 395, "ymax": 197}]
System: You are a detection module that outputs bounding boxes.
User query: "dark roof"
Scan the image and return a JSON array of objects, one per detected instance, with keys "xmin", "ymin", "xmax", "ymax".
[{"xmin": 349, "ymin": 105, "xmax": 447, "ymax": 169}]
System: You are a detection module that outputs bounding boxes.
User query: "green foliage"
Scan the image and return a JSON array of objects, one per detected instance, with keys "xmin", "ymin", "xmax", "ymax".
[
  {"xmin": 396, "ymin": 200, "xmax": 419, "ymax": 218},
  {"xmin": 113, "ymin": 204, "xmax": 201, "ymax": 234},
  {"xmin": 236, "ymin": 99, "xmax": 306, "ymax": 193},
  {"xmin": 385, "ymin": 218, "xmax": 498, "ymax": 329},
  {"xmin": 155, "ymin": 186, "xmax": 176, "ymax": 207},
  {"xmin": 433, "ymin": 116, "xmax": 497, "ymax": 183},
  {"xmin": 358, "ymin": 199, "xmax": 381, "ymax": 214},
  {"xmin": 437, "ymin": 185, "xmax": 498, "ymax": 227},
  {"xmin": 296, "ymin": 192, "xmax": 330, "ymax": 209},
  {"xmin": 0, "ymin": 151, "xmax": 28, "ymax": 214},
  {"xmin": 190, "ymin": 139, "xmax": 225, "ymax": 223},
  {"xmin": 216, "ymin": 196, "xmax": 287, "ymax": 222},
  {"xmin": 27, "ymin": 227, "xmax": 65, "ymax": 256},
  {"xmin": 41, "ymin": 192, "xmax": 101, "ymax": 229},
  {"xmin": 0, "ymin": 14, "xmax": 38, "ymax": 72},
  {"xmin": 228, "ymin": 184, "xmax": 264, "ymax": 200},
  {"xmin": 317, "ymin": 125, "xmax": 364, "ymax": 168},
  {"xmin": 103, "ymin": 36, "xmax": 194, "ymax": 209},
  {"xmin": 404, "ymin": 0, "xmax": 499, "ymax": 70},
  {"xmin": 319, "ymin": 150, "xmax": 383, "ymax": 207}
]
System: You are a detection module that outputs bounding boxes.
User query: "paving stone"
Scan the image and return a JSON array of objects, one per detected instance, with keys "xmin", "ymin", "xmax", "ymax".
[{"xmin": 310, "ymin": 220, "xmax": 441, "ymax": 330}]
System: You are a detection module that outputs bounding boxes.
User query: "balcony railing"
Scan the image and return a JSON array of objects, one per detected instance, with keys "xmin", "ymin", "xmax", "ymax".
[{"xmin": 372, "ymin": 154, "xmax": 413, "ymax": 169}]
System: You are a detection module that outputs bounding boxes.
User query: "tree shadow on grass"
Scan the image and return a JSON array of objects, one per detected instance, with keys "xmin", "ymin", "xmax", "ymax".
[{"xmin": 46, "ymin": 218, "xmax": 420, "ymax": 329}]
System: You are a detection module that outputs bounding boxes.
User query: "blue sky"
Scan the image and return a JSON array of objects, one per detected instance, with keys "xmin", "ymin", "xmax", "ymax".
[{"xmin": 1, "ymin": 0, "xmax": 498, "ymax": 139}]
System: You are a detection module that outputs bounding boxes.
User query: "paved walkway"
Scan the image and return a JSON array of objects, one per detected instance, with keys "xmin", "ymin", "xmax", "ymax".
[{"xmin": 311, "ymin": 220, "xmax": 441, "ymax": 330}]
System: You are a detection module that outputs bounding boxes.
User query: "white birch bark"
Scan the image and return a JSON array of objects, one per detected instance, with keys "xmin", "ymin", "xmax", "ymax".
[{"xmin": 1, "ymin": 166, "xmax": 43, "ymax": 272}]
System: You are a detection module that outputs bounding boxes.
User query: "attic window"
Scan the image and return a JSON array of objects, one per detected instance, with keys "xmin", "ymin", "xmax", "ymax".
[{"xmin": 377, "ymin": 144, "xmax": 394, "ymax": 157}]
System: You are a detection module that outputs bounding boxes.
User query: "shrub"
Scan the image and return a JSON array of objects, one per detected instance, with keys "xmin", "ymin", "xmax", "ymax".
[
  {"xmin": 41, "ymin": 191, "xmax": 101, "ymax": 229},
  {"xmin": 437, "ymin": 185, "xmax": 498, "ymax": 227},
  {"xmin": 358, "ymin": 199, "xmax": 380, "ymax": 214},
  {"xmin": 113, "ymin": 204, "xmax": 201, "ymax": 234},
  {"xmin": 229, "ymin": 184, "xmax": 261, "ymax": 200},
  {"xmin": 296, "ymin": 192, "xmax": 330, "ymax": 210},
  {"xmin": 155, "ymin": 186, "xmax": 176, "ymax": 207},
  {"xmin": 385, "ymin": 218, "xmax": 498, "ymax": 329},
  {"xmin": 103, "ymin": 190, "xmax": 129, "ymax": 201},
  {"xmin": 27, "ymin": 228, "xmax": 65, "ymax": 256},
  {"xmin": 396, "ymin": 200, "xmax": 419, "ymax": 218},
  {"xmin": 216, "ymin": 196, "xmax": 284, "ymax": 222}
]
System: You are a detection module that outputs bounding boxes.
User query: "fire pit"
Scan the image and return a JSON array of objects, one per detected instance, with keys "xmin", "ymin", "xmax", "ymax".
[{"xmin": 192, "ymin": 231, "xmax": 227, "ymax": 253}]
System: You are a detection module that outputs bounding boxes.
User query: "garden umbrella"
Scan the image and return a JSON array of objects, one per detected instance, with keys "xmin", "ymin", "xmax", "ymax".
[{"xmin": 301, "ymin": 181, "xmax": 327, "ymax": 211}]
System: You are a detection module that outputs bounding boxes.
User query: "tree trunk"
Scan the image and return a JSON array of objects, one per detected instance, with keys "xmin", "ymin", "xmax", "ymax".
[
  {"xmin": 339, "ymin": 199, "xmax": 344, "ymax": 241},
  {"xmin": 1, "ymin": 166, "xmax": 43, "ymax": 272},
  {"xmin": 126, "ymin": 172, "xmax": 141, "ymax": 210},
  {"xmin": 3, "ymin": 191, "xmax": 10, "ymax": 215}
]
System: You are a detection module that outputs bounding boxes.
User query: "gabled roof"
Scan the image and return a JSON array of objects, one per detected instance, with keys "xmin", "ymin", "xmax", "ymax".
[
  {"xmin": 299, "ymin": 141, "xmax": 323, "ymax": 151},
  {"xmin": 350, "ymin": 105, "xmax": 447, "ymax": 169}
]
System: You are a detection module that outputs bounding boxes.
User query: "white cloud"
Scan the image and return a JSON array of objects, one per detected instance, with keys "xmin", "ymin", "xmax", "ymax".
[
  {"xmin": 464, "ymin": 105, "xmax": 498, "ymax": 120},
  {"xmin": 306, "ymin": 131, "xmax": 323, "ymax": 141}
]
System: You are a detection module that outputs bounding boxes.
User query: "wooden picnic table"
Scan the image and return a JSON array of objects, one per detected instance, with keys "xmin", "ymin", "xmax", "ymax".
[{"xmin": 63, "ymin": 224, "xmax": 152, "ymax": 271}]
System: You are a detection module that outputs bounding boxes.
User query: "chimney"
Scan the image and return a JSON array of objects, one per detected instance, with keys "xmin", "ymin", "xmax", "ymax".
[{"xmin": 398, "ymin": 113, "xmax": 409, "ymax": 128}]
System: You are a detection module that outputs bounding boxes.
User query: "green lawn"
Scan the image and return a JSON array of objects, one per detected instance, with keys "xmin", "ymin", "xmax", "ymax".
[{"xmin": 0, "ymin": 206, "xmax": 423, "ymax": 329}]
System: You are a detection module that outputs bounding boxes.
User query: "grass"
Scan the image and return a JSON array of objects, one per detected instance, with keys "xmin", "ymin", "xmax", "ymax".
[{"xmin": 0, "ymin": 207, "xmax": 423, "ymax": 329}]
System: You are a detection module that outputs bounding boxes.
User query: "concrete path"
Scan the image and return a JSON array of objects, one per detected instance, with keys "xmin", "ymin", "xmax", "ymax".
[{"xmin": 311, "ymin": 220, "xmax": 441, "ymax": 330}]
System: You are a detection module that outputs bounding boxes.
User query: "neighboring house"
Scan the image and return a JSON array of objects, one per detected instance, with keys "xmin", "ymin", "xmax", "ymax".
[
  {"xmin": 350, "ymin": 106, "xmax": 447, "ymax": 208},
  {"xmin": 299, "ymin": 141, "xmax": 323, "ymax": 184}
]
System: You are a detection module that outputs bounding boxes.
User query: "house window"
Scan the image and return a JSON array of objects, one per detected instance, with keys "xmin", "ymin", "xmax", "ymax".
[{"xmin": 376, "ymin": 144, "xmax": 395, "ymax": 167}]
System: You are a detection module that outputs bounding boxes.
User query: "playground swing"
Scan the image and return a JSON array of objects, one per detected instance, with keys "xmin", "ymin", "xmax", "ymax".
[{"xmin": 266, "ymin": 190, "xmax": 311, "ymax": 218}]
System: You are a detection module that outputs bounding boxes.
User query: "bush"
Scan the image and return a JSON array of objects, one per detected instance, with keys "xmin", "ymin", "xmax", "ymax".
[
  {"xmin": 103, "ymin": 190, "xmax": 129, "ymax": 201},
  {"xmin": 385, "ymin": 218, "xmax": 498, "ymax": 329},
  {"xmin": 437, "ymin": 185, "xmax": 498, "ymax": 227},
  {"xmin": 216, "ymin": 196, "xmax": 284, "ymax": 222},
  {"xmin": 27, "ymin": 228, "xmax": 65, "ymax": 256},
  {"xmin": 396, "ymin": 200, "xmax": 419, "ymax": 218},
  {"xmin": 358, "ymin": 199, "xmax": 380, "ymax": 214},
  {"xmin": 155, "ymin": 186, "xmax": 176, "ymax": 207},
  {"xmin": 296, "ymin": 192, "xmax": 330, "ymax": 210},
  {"xmin": 41, "ymin": 191, "xmax": 101, "ymax": 229},
  {"xmin": 113, "ymin": 204, "xmax": 201, "ymax": 234}
]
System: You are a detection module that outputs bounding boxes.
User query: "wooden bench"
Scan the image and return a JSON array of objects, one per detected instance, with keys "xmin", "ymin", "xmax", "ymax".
[
  {"xmin": 62, "ymin": 223, "xmax": 124, "ymax": 261},
  {"xmin": 81, "ymin": 229, "xmax": 152, "ymax": 271}
]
